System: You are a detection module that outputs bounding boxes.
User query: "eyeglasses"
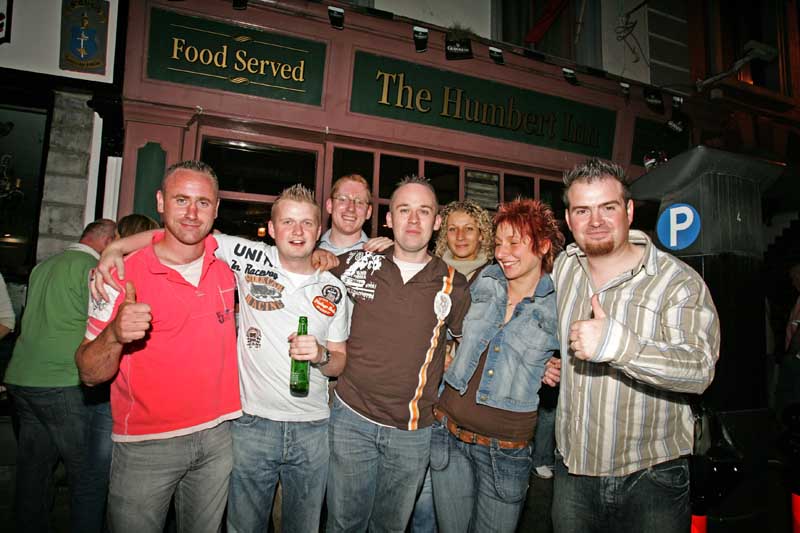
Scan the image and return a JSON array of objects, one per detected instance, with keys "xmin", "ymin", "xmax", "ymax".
[{"xmin": 332, "ymin": 195, "xmax": 370, "ymax": 210}]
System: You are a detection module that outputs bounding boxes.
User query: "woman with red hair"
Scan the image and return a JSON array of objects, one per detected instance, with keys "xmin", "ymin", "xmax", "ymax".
[{"xmin": 430, "ymin": 198, "xmax": 564, "ymax": 533}]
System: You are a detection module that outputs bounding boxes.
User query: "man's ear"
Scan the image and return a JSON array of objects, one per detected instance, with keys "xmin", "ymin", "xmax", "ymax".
[
  {"xmin": 156, "ymin": 190, "xmax": 165, "ymax": 215},
  {"xmin": 268, "ymin": 220, "xmax": 276, "ymax": 240},
  {"xmin": 386, "ymin": 210, "xmax": 393, "ymax": 229}
]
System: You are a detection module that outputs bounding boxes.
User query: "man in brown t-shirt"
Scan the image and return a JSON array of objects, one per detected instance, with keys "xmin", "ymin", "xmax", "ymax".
[{"xmin": 326, "ymin": 176, "xmax": 470, "ymax": 532}]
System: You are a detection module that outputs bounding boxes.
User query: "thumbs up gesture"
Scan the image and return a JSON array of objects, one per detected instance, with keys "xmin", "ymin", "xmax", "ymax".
[
  {"xmin": 568, "ymin": 294, "xmax": 608, "ymax": 361},
  {"xmin": 111, "ymin": 281, "xmax": 152, "ymax": 344}
]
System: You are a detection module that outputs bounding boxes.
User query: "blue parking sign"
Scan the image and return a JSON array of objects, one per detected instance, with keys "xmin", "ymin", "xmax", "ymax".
[{"xmin": 656, "ymin": 203, "xmax": 700, "ymax": 250}]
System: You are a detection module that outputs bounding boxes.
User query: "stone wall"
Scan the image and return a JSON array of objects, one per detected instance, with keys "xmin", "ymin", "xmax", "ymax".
[{"xmin": 36, "ymin": 91, "xmax": 94, "ymax": 261}]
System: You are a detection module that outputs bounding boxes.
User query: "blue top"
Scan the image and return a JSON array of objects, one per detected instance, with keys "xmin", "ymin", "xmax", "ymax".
[
  {"xmin": 444, "ymin": 263, "xmax": 558, "ymax": 412},
  {"xmin": 318, "ymin": 229, "xmax": 368, "ymax": 255}
]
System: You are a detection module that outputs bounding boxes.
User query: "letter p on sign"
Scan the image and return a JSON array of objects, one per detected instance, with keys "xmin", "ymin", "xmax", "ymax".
[{"xmin": 656, "ymin": 203, "xmax": 701, "ymax": 251}]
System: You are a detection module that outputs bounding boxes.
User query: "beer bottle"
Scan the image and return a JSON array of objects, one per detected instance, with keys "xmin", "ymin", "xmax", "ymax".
[{"xmin": 290, "ymin": 316, "xmax": 310, "ymax": 397}]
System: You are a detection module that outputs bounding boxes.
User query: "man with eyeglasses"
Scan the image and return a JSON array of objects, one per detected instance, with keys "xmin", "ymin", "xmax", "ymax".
[{"xmin": 319, "ymin": 174, "xmax": 374, "ymax": 255}]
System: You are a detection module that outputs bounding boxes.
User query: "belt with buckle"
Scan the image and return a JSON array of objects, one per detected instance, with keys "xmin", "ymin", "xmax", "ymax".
[{"xmin": 433, "ymin": 407, "xmax": 529, "ymax": 450}]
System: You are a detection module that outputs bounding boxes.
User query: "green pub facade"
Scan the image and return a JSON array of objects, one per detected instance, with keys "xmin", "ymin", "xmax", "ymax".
[{"xmin": 120, "ymin": 0, "xmax": 671, "ymax": 236}]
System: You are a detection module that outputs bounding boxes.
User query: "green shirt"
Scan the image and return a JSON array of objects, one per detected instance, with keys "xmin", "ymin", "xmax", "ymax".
[{"xmin": 5, "ymin": 244, "xmax": 98, "ymax": 387}]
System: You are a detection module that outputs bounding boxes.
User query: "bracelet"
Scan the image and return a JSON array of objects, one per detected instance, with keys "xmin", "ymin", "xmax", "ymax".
[{"xmin": 312, "ymin": 346, "xmax": 331, "ymax": 368}]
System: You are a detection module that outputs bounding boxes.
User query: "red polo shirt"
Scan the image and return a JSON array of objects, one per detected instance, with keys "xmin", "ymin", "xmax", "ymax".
[{"xmin": 86, "ymin": 233, "xmax": 241, "ymax": 441}]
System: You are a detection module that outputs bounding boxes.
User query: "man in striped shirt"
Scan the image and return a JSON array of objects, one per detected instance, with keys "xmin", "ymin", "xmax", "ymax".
[{"xmin": 550, "ymin": 158, "xmax": 720, "ymax": 533}]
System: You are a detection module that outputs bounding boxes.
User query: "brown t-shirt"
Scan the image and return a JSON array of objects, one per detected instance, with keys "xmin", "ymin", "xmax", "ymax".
[
  {"xmin": 333, "ymin": 248, "xmax": 470, "ymax": 430},
  {"xmin": 438, "ymin": 348, "xmax": 538, "ymax": 442}
]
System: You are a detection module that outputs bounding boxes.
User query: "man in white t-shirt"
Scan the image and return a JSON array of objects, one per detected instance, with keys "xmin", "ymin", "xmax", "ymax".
[{"xmin": 219, "ymin": 184, "xmax": 350, "ymax": 533}]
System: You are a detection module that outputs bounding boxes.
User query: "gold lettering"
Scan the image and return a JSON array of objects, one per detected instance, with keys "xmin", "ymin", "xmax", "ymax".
[
  {"xmin": 481, "ymin": 103, "xmax": 504, "ymax": 126},
  {"xmin": 170, "ymin": 38, "xmax": 186, "ymax": 60},
  {"xmin": 376, "ymin": 70, "xmax": 396, "ymax": 106},
  {"xmin": 246, "ymin": 56, "xmax": 260, "ymax": 73},
  {"xmin": 214, "ymin": 45, "xmax": 228, "ymax": 68},
  {"xmin": 280, "ymin": 63, "xmax": 292, "ymax": 79},
  {"xmin": 464, "ymin": 96, "xmax": 481, "ymax": 122},
  {"xmin": 524, "ymin": 113, "xmax": 538, "ymax": 135},
  {"xmin": 184, "ymin": 45, "xmax": 199, "ymax": 63},
  {"xmin": 506, "ymin": 97, "xmax": 522, "ymax": 130},
  {"xmin": 546, "ymin": 113, "xmax": 557, "ymax": 140},
  {"xmin": 259, "ymin": 59, "xmax": 270, "ymax": 75},
  {"xmin": 394, "ymin": 73, "xmax": 413, "ymax": 110},
  {"xmin": 199, "ymin": 48, "xmax": 213, "ymax": 65},
  {"xmin": 269, "ymin": 62, "xmax": 281, "ymax": 77},
  {"xmin": 292, "ymin": 60, "xmax": 305, "ymax": 82},
  {"xmin": 234, "ymin": 49, "xmax": 248, "ymax": 71},
  {"xmin": 440, "ymin": 86, "xmax": 462, "ymax": 119},
  {"xmin": 415, "ymin": 88, "xmax": 431, "ymax": 113}
]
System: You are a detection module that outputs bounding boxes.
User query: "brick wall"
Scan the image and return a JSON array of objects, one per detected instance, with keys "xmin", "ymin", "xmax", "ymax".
[{"xmin": 36, "ymin": 91, "xmax": 94, "ymax": 261}]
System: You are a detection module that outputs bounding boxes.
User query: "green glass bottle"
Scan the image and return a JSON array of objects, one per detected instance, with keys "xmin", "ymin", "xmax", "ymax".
[{"xmin": 290, "ymin": 316, "xmax": 310, "ymax": 397}]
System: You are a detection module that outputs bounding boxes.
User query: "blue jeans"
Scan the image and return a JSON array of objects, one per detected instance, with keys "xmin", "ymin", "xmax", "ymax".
[
  {"xmin": 107, "ymin": 421, "xmax": 232, "ymax": 533},
  {"xmin": 409, "ymin": 467, "xmax": 437, "ymax": 533},
  {"xmin": 429, "ymin": 421, "xmax": 532, "ymax": 533},
  {"xmin": 8, "ymin": 384, "xmax": 94, "ymax": 533},
  {"xmin": 84, "ymin": 398, "xmax": 113, "ymax": 533},
  {"xmin": 326, "ymin": 395, "xmax": 431, "ymax": 533},
  {"xmin": 532, "ymin": 406, "xmax": 555, "ymax": 468},
  {"xmin": 227, "ymin": 414, "xmax": 329, "ymax": 533},
  {"xmin": 552, "ymin": 454, "xmax": 690, "ymax": 533}
]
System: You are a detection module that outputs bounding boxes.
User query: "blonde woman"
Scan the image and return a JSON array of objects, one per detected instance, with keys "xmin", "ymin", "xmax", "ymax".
[
  {"xmin": 411, "ymin": 200, "xmax": 496, "ymax": 533},
  {"xmin": 434, "ymin": 200, "xmax": 494, "ymax": 282}
]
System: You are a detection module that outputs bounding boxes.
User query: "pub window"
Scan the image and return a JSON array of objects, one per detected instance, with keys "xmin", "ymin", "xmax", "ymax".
[
  {"xmin": 332, "ymin": 147, "xmax": 374, "ymax": 189},
  {"xmin": 539, "ymin": 178, "xmax": 565, "ymax": 218},
  {"xmin": 201, "ymin": 138, "xmax": 316, "ymax": 197},
  {"xmin": 376, "ymin": 204, "xmax": 392, "ymax": 239},
  {"xmin": 216, "ymin": 199, "xmax": 272, "ymax": 243},
  {"xmin": 493, "ymin": 0, "xmax": 602, "ymax": 71},
  {"xmin": 539, "ymin": 177, "xmax": 568, "ymax": 241},
  {"xmin": 504, "ymin": 173, "xmax": 534, "ymax": 201},
  {"xmin": 424, "ymin": 161, "xmax": 459, "ymax": 206},
  {"xmin": 716, "ymin": 0, "xmax": 793, "ymax": 95},
  {"xmin": 0, "ymin": 104, "xmax": 49, "ymax": 279},
  {"xmin": 465, "ymin": 169, "xmax": 500, "ymax": 213},
  {"xmin": 378, "ymin": 154, "xmax": 418, "ymax": 199},
  {"xmin": 331, "ymin": 146, "xmax": 374, "ymax": 237}
]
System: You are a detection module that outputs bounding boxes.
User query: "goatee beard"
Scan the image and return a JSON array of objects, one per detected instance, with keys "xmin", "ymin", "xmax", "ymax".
[{"xmin": 582, "ymin": 239, "xmax": 614, "ymax": 257}]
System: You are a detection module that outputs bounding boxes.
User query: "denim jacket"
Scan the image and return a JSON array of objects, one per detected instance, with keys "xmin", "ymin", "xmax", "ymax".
[{"xmin": 443, "ymin": 264, "xmax": 558, "ymax": 413}]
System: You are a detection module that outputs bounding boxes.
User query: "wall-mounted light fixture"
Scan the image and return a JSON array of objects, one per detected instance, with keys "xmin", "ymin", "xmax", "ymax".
[
  {"xmin": 562, "ymin": 68, "xmax": 578, "ymax": 85},
  {"xmin": 619, "ymin": 82, "xmax": 631, "ymax": 97},
  {"xmin": 413, "ymin": 26, "xmax": 428, "ymax": 53},
  {"xmin": 643, "ymin": 87, "xmax": 664, "ymax": 113},
  {"xmin": 328, "ymin": 6, "xmax": 344, "ymax": 30},
  {"xmin": 666, "ymin": 96, "xmax": 688, "ymax": 134},
  {"xmin": 489, "ymin": 46, "xmax": 504, "ymax": 65}
]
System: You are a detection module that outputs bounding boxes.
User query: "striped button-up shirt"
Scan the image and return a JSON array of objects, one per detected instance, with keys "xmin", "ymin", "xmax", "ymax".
[{"xmin": 553, "ymin": 230, "xmax": 720, "ymax": 476}]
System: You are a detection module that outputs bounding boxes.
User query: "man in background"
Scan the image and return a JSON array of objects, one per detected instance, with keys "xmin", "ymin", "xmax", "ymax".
[
  {"xmin": 4, "ymin": 218, "xmax": 116, "ymax": 533},
  {"xmin": 319, "ymin": 174, "xmax": 373, "ymax": 255}
]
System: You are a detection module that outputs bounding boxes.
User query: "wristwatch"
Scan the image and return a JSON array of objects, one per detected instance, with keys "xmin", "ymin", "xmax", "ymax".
[{"xmin": 312, "ymin": 346, "xmax": 331, "ymax": 368}]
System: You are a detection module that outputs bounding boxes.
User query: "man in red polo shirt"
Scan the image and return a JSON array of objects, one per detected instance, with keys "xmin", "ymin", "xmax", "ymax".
[{"xmin": 75, "ymin": 161, "xmax": 241, "ymax": 533}]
